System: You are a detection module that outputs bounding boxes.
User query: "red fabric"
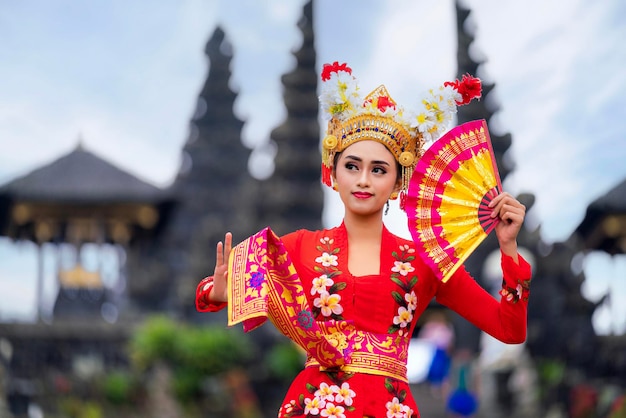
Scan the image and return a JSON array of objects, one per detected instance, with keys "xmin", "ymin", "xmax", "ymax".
[
  {"xmin": 196, "ymin": 223, "xmax": 531, "ymax": 417},
  {"xmin": 195, "ymin": 277, "xmax": 226, "ymax": 312}
]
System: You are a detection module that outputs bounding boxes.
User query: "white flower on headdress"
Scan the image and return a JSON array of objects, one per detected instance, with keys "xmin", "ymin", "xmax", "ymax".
[
  {"xmin": 411, "ymin": 84, "xmax": 463, "ymax": 142},
  {"xmin": 408, "ymin": 102, "xmax": 435, "ymax": 132},
  {"xmin": 318, "ymin": 62, "xmax": 483, "ymax": 156},
  {"xmin": 440, "ymin": 85, "xmax": 461, "ymax": 112},
  {"xmin": 320, "ymin": 71, "xmax": 361, "ymax": 121},
  {"xmin": 404, "ymin": 103, "xmax": 434, "ymax": 142}
]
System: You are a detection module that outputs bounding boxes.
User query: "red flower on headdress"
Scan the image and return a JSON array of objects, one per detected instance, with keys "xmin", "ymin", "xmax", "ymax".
[
  {"xmin": 376, "ymin": 96, "xmax": 396, "ymax": 112},
  {"xmin": 321, "ymin": 62, "xmax": 352, "ymax": 81},
  {"xmin": 444, "ymin": 74, "xmax": 482, "ymax": 105}
]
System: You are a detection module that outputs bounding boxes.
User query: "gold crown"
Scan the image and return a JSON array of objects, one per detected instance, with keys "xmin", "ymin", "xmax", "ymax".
[
  {"xmin": 319, "ymin": 62, "xmax": 482, "ymax": 206},
  {"xmin": 322, "ymin": 85, "xmax": 423, "ymax": 197}
]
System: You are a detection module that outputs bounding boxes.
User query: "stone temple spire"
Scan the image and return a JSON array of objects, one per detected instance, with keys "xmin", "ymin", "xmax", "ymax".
[
  {"xmin": 164, "ymin": 26, "xmax": 256, "ymax": 315},
  {"xmin": 254, "ymin": 0, "xmax": 323, "ymax": 235},
  {"xmin": 454, "ymin": 1, "xmax": 514, "ymax": 182}
]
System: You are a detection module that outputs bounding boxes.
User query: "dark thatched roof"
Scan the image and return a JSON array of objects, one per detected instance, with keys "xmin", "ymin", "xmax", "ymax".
[{"xmin": 0, "ymin": 145, "xmax": 166, "ymax": 203}]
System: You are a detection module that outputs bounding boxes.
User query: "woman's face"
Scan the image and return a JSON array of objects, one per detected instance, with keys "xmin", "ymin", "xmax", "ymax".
[{"xmin": 333, "ymin": 140, "xmax": 401, "ymax": 218}]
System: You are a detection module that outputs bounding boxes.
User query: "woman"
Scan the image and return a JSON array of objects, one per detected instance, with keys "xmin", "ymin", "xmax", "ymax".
[{"xmin": 196, "ymin": 62, "xmax": 531, "ymax": 418}]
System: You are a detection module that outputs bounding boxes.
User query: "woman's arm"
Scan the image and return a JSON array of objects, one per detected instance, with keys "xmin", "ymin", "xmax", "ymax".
[
  {"xmin": 436, "ymin": 254, "xmax": 532, "ymax": 344},
  {"xmin": 195, "ymin": 232, "xmax": 232, "ymax": 312},
  {"xmin": 436, "ymin": 192, "xmax": 532, "ymax": 343}
]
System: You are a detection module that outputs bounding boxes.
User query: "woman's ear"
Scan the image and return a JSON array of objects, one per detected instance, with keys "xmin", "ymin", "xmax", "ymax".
[
  {"xmin": 394, "ymin": 178, "xmax": 402, "ymax": 194},
  {"xmin": 389, "ymin": 180, "xmax": 402, "ymax": 200}
]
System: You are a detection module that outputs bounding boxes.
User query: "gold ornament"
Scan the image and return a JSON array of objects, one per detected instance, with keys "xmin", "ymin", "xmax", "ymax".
[
  {"xmin": 323, "ymin": 135, "xmax": 338, "ymax": 150},
  {"xmin": 398, "ymin": 151, "xmax": 414, "ymax": 167}
]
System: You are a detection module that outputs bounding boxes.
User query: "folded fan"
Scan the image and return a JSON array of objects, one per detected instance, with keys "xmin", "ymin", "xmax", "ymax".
[{"xmin": 405, "ymin": 119, "xmax": 502, "ymax": 283}]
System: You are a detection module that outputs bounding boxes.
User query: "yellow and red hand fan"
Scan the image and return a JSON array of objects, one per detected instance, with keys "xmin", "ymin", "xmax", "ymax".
[{"xmin": 405, "ymin": 119, "xmax": 502, "ymax": 283}]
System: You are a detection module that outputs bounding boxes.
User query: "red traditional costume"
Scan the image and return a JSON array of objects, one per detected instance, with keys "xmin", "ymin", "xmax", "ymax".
[
  {"xmin": 196, "ymin": 223, "xmax": 531, "ymax": 417},
  {"xmin": 195, "ymin": 62, "xmax": 532, "ymax": 417}
]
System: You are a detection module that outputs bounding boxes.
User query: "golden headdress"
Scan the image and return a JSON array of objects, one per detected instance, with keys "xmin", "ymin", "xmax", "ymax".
[{"xmin": 319, "ymin": 61, "xmax": 482, "ymax": 208}]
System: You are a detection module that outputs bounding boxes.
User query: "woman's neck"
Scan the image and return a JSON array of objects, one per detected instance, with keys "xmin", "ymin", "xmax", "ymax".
[
  {"xmin": 343, "ymin": 212, "xmax": 384, "ymax": 242},
  {"xmin": 343, "ymin": 212, "xmax": 384, "ymax": 276}
]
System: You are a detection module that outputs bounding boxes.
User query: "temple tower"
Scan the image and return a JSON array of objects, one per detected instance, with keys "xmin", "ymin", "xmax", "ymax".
[
  {"xmin": 254, "ymin": 0, "xmax": 323, "ymax": 235},
  {"xmin": 162, "ymin": 26, "xmax": 257, "ymax": 315},
  {"xmin": 452, "ymin": 1, "xmax": 529, "ymax": 352}
]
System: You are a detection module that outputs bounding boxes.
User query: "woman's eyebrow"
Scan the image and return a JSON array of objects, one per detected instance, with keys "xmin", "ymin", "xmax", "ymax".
[{"xmin": 344, "ymin": 155, "xmax": 391, "ymax": 166}]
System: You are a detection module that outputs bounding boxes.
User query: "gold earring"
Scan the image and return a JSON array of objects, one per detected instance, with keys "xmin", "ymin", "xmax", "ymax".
[
  {"xmin": 390, "ymin": 191, "xmax": 398, "ymax": 200},
  {"xmin": 332, "ymin": 183, "xmax": 338, "ymax": 192}
]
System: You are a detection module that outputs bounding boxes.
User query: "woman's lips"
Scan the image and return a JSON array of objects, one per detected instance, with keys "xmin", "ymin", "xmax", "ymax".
[{"xmin": 352, "ymin": 192, "xmax": 373, "ymax": 199}]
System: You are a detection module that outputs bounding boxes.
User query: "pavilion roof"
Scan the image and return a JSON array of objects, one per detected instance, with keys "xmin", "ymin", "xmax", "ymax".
[{"xmin": 0, "ymin": 145, "xmax": 167, "ymax": 204}]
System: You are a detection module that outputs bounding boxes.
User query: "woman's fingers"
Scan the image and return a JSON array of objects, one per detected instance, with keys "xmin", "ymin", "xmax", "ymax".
[
  {"xmin": 489, "ymin": 192, "xmax": 525, "ymax": 223},
  {"xmin": 215, "ymin": 232, "xmax": 233, "ymax": 268},
  {"xmin": 215, "ymin": 240, "xmax": 223, "ymax": 267},
  {"xmin": 224, "ymin": 232, "xmax": 232, "ymax": 261},
  {"xmin": 500, "ymin": 203, "xmax": 524, "ymax": 225}
]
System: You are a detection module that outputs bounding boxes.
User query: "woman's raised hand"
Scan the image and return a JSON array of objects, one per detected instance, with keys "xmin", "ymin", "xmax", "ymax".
[
  {"xmin": 489, "ymin": 192, "xmax": 526, "ymax": 260},
  {"xmin": 210, "ymin": 232, "xmax": 232, "ymax": 302}
]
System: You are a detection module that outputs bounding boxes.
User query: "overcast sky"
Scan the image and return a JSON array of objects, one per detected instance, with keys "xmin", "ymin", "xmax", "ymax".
[{"xmin": 0, "ymin": 0, "xmax": 624, "ymax": 333}]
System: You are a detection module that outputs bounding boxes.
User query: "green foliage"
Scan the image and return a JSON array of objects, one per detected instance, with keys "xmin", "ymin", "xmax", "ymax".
[
  {"xmin": 101, "ymin": 370, "xmax": 135, "ymax": 404},
  {"xmin": 266, "ymin": 342, "xmax": 305, "ymax": 381},
  {"xmin": 58, "ymin": 398, "xmax": 103, "ymax": 418},
  {"xmin": 129, "ymin": 315, "xmax": 179, "ymax": 370},
  {"xmin": 172, "ymin": 367, "xmax": 205, "ymax": 403},
  {"xmin": 538, "ymin": 359, "xmax": 565, "ymax": 386},
  {"xmin": 174, "ymin": 325, "xmax": 252, "ymax": 375},
  {"xmin": 129, "ymin": 315, "xmax": 254, "ymax": 402}
]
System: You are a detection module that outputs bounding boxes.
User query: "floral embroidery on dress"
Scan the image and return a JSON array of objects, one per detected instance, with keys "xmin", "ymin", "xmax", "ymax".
[
  {"xmin": 388, "ymin": 245, "xmax": 418, "ymax": 335},
  {"xmin": 500, "ymin": 277, "xmax": 531, "ymax": 303},
  {"xmin": 281, "ymin": 372, "xmax": 356, "ymax": 417},
  {"xmin": 312, "ymin": 237, "xmax": 346, "ymax": 320},
  {"xmin": 384, "ymin": 378, "xmax": 415, "ymax": 418},
  {"xmin": 245, "ymin": 268, "xmax": 268, "ymax": 299}
]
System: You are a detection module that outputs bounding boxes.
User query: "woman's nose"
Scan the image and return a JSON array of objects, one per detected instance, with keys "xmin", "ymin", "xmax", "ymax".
[{"xmin": 356, "ymin": 170, "xmax": 370, "ymax": 187}]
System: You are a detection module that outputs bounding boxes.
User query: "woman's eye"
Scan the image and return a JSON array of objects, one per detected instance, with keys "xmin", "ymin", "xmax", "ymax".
[
  {"xmin": 345, "ymin": 163, "xmax": 358, "ymax": 170},
  {"xmin": 373, "ymin": 167, "xmax": 387, "ymax": 174}
]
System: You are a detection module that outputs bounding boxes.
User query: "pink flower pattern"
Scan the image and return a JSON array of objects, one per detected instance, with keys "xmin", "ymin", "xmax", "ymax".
[
  {"xmin": 311, "ymin": 237, "xmax": 346, "ymax": 320},
  {"xmin": 388, "ymin": 245, "xmax": 419, "ymax": 335}
]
